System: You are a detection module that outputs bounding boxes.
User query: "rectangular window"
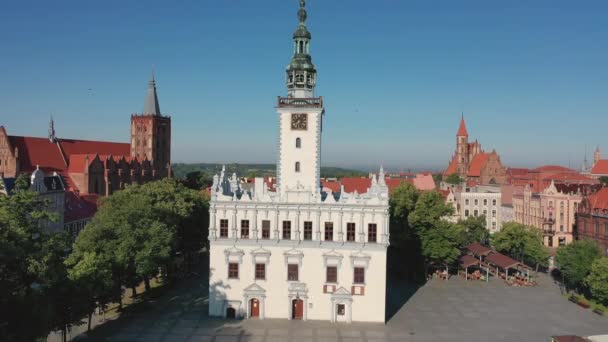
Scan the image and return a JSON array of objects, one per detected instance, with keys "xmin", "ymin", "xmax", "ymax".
[
  {"xmin": 347, "ymin": 223, "xmax": 356, "ymax": 242},
  {"xmin": 368, "ymin": 223, "xmax": 377, "ymax": 243},
  {"xmin": 465, "ymin": 199, "xmax": 469, "ymax": 205},
  {"xmin": 492, "ymin": 221, "xmax": 497, "ymax": 230},
  {"xmin": 255, "ymin": 263, "xmax": 266, "ymax": 280},
  {"xmin": 465, "ymin": 209, "xmax": 469, "ymax": 217},
  {"xmin": 605, "ymin": 223, "xmax": 608, "ymax": 234},
  {"xmin": 228, "ymin": 263, "xmax": 239, "ymax": 279},
  {"xmin": 241, "ymin": 220, "xmax": 249, "ymax": 239},
  {"xmin": 262, "ymin": 220, "xmax": 271, "ymax": 239},
  {"xmin": 288, "ymin": 264, "xmax": 299, "ymax": 281},
  {"xmin": 474, "ymin": 199, "xmax": 478, "ymax": 205},
  {"xmin": 474, "ymin": 210, "xmax": 479, "ymax": 217},
  {"xmin": 492, "ymin": 210, "xmax": 496, "ymax": 218},
  {"xmin": 325, "ymin": 222, "xmax": 334, "ymax": 241},
  {"xmin": 354, "ymin": 267, "xmax": 365, "ymax": 284},
  {"xmin": 483, "ymin": 199, "xmax": 488, "ymax": 206},
  {"xmin": 220, "ymin": 219, "xmax": 229, "ymax": 238},
  {"xmin": 326, "ymin": 266, "xmax": 337, "ymax": 283},
  {"xmin": 283, "ymin": 221, "xmax": 291, "ymax": 240},
  {"xmin": 304, "ymin": 221, "xmax": 313, "ymax": 240},
  {"xmin": 596, "ymin": 222, "xmax": 600, "ymax": 235},
  {"xmin": 492, "ymin": 199, "xmax": 497, "ymax": 206}
]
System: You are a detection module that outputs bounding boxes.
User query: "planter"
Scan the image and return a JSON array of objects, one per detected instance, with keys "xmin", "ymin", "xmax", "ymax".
[
  {"xmin": 577, "ymin": 300, "xmax": 591, "ymax": 309},
  {"xmin": 593, "ymin": 308, "xmax": 605, "ymax": 316}
]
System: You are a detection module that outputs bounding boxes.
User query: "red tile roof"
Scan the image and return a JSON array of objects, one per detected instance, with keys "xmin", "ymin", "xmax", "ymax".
[
  {"xmin": 457, "ymin": 116, "xmax": 468, "ymax": 136},
  {"xmin": 542, "ymin": 173, "xmax": 596, "ymax": 183},
  {"xmin": 321, "ymin": 180, "xmax": 341, "ymax": 193},
  {"xmin": 341, "ymin": 177, "xmax": 373, "ymax": 193},
  {"xmin": 534, "ymin": 165, "xmax": 576, "ymax": 173},
  {"xmin": 58, "ymin": 139, "xmax": 129, "ymax": 158},
  {"xmin": 64, "ymin": 191, "xmax": 99, "ymax": 223},
  {"xmin": 587, "ymin": 187, "xmax": 608, "ymax": 211},
  {"xmin": 592, "ymin": 160, "xmax": 608, "ymax": 175},
  {"xmin": 468, "ymin": 153, "xmax": 489, "ymax": 177},
  {"xmin": 485, "ymin": 252, "xmax": 521, "ymax": 269},
  {"xmin": 8, "ymin": 136, "xmax": 66, "ymax": 173},
  {"xmin": 466, "ymin": 243, "xmax": 493, "ymax": 257},
  {"xmin": 444, "ymin": 156, "xmax": 458, "ymax": 176},
  {"xmin": 459, "ymin": 254, "xmax": 480, "ymax": 268}
]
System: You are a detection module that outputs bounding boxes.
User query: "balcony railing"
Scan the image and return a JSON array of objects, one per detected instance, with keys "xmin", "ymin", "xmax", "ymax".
[
  {"xmin": 542, "ymin": 229, "xmax": 556, "ymax": 236},
  {"xmin": 277, "ymin": 96, "xmax": 323, "ymax": 108}
]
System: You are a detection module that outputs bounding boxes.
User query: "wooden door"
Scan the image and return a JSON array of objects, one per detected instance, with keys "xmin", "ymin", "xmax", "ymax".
[
  {"xmin": 292, "ymin": 299, "xmax": 303, "ymax": 320},
  {"xmin": 250, "ymin": 298, "xmax": 260, "ymax": 318}
]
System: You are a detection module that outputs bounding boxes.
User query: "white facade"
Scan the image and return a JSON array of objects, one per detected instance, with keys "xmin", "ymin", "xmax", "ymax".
[
  {"xmin": 453, "ymin": 189, "xmax": 503, "ymax": 233},
  {"xmin": 207, "ymin": 1, "xmax": 389, "ymax": 324}
]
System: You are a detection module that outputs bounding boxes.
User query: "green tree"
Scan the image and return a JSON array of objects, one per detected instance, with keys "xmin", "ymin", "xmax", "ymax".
[
  {"xmin": 0, "ymin": 186, "xmax": 84, "ymax": 342},
  {"xmin": 444, "ymin": 173, "xmax": 463, "ymax": 185},
  {"xmin": 585, "ymin": 257, "xmax": 608, "ymax": 305},
  {"xmin": 556, "ymin": 239, "xmax": 602, "ymax": 291},
  {"xmin": 389, "ymin": 183, "xmax": 420, "ymax": 244},
  {"xmin": 457, "ymin": 216, "xmax": 489, "ymax": 246},
  {"xmin": 419, "ymin": 220, "xmax": 463, "ymax": 270},
  {"xmin": 408, "ymin": 190, "xmax": 454, "ymax": 233},
  {"xmin": 599, "ymin": 176, "xmax": 608, "ymax": 187}
]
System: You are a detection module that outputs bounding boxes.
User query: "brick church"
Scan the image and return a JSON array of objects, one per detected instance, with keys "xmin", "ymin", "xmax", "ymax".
[
  {"xmin": 443, "ymin": 116, "xmax": 506, "ymax": 185},
  {"xmin": 0, "ymin": 74, "xmax": 171, "ymax": 233}
]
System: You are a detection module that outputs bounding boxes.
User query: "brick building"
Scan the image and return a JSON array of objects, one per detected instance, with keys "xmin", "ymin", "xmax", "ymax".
[
  {"xmin": 0, "ymin": 74, "xmax": 171, "ymax": 235},
  {"xmin": 508, "ymin": 165, "xmax": 598, "ymax": 193},
  {"xmin": 443, "ymin": 116, "xmax": 507, "ymax": 185},
  {"xmin": 576, "ymin": 187, "xmax": 608, "ymax": 255}
]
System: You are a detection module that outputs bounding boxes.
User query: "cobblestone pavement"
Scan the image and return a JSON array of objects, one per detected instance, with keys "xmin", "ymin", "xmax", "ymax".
[{"xmin": 77, "ymin": 270, "xmax": 606, "ymax": 342}]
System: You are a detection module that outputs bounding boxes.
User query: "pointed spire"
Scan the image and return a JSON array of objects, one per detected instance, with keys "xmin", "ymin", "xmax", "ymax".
[
  {"xmin": 48, "ymin": 115, "xmax": 56, "ymax": 143},
  {"xmin": 457, "ymin": 113, "xmax": 468, "ymax": 136},
  {"xmin": 144, "ymin": 70, "xmax": 161, "ymax": 116}
]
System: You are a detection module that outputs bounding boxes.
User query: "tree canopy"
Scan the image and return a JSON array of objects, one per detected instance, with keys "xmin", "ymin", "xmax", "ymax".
[
  {"xmin": 585, "ymin": 257, "xmax": 608, "ymax": 305},
  {"xmin": 444, "ymin": 173, "xmax": 463, "ymax": 185},
  {"xmin": 556, "ymin": 239, "xmax": 602, "ymax": 290},
  {"xmin": 491, "ymin": 222, "xmax": 549, "ymax": 268},
  {"xmin": 457, "ymin": 216, "xmax": 489, "ymax": 246}
]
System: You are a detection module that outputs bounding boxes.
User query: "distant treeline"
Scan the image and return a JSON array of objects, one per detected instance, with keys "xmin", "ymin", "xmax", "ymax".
[{"xmin": 172, "ymin": 163, "xmax": 367, "ymax": 180}]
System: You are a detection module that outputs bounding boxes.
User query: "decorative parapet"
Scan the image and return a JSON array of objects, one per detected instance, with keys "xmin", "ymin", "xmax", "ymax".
[{"xmin": 277, "ymin": 96, "xmax": 323, "ymax": 108}]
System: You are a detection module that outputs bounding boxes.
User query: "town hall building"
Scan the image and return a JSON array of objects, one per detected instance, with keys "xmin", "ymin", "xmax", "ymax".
[{"xmin": 207, "ymin": 1, "xmax": 389, "ymax": 323}]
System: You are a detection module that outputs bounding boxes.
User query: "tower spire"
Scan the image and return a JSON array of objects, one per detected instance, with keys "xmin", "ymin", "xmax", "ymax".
[
  {"xmin": 457, "ymin": 114, "xmax": 468, "ymax": 136},
  {"xmin": 48, "ymin": 115, "xmax": 56, "ymax": 143},
  {"xmin": 286, "ymin": 0, "xmax": 316, "ymax": 98},
  {"xmin": 144, "ymin": 70, "xmax": 161, "ymax": 116}
]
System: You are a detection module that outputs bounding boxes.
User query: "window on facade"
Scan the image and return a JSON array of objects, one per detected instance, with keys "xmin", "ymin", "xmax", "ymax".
[
  {"xmin": 295, "ymin": 162, "xmax": 301, "ymax": 173},
  {"xmin": 354, "ymin": 267, "xmax": 365, "ymax": 284},
  {"xmin": 255, "ymin": 263, "xmax": 266, "ymax": 280},
  {"xmin": 492, "ymin": 199, "xmax": 497, "ymax": 206},
  {"xmin": 347, "ymin": 223, "xmax": 356, "ymax": 242},
  {"xmin": 296, "ymin": 138, "xmax": 301, "ymax": 148},
  {"xmin": 474, "ymin": 210, "xmax": 479, "ymax": 217},
  {"xmin": 304, "ymin": 221, "xmax": 313, "ymax": 240},
  {"xmin": 492, "ymin": 221, "xmax": 497, "ymax": 230},
  {"xmin": 326, "ymin": 266, "xmax": 337, "ymax": 283},
  {"xmin": 474, "ymin": 199, "xmax": 479, "ymax": 205},
  {"xmin": 596, "ymin": 222, "xmax": 600, "ymax": 235},
  {"xmin": 483, "ymin": 210, "xmax": 487, "ymax": 217},
  {"xmin": 288, "ymin": 264, "xmax": 299, "ymax": 281},
  {"xmin": 465, "ymin": 209, "xmax": 469, "ymax": 217},
  {"xmin": 241, "ymin": 220, "xmax": 249, "ymax": 239},
  {"xmin": 282, "ymin": 221, "xmax": 291, "ymax": 240},
  {"xmin": 560, "ymin": 225, "xmax": 564, "ymax": 232},
  {"xmin": 262, "ymin": 220, "xmax": 271, "ymax": 239},
  {"xmin": 324, "ymin": 222, "xmax": 333, "ymax": 241},
  {"xmin": 604, "ymin": 223, "xmax": 608, "ymax": 234},
  {"xmin": 368, "ymin": 223, "xmax": 377, "ymax": 243},
  {"xmin": 465, "ymin": 199, "xmax": 469, "ymax": 205},
  {"xmin": 220, "ymin": 219, "xmax": 229, "ymax": 238},
  {"xmin": 492, "ymin": 210, "xmax": 496, "ymax": 218},
  {"xmin": 483, "ymin": 199, "xmax": 488, "ymax": 206},
  {"xmin": 228, "ymin": 263, "xmax": 239, "ymax": 279}
]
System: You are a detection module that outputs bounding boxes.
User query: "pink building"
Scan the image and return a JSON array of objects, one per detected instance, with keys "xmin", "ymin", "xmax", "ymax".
[{"xmin": 513, "ymin": 181, "xmax": 584, "ymax": 248}]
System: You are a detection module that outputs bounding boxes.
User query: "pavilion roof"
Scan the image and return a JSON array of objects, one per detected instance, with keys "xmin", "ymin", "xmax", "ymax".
[
  {"xmin": 485, "ymin": 252, "xmax": 522, "ymax": 270},
  {"xmin": 465, "ymin": 243, "xmax": 493, "ymax": 257},
  {"xmin": 459, "ymin": 254, "xmax": 480, "ymax": 268}
]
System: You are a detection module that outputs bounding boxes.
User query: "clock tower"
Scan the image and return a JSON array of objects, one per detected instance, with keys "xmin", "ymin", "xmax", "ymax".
[{"xmin": 276, "ymin": 0, "xmax": 324, "ymax": 195}]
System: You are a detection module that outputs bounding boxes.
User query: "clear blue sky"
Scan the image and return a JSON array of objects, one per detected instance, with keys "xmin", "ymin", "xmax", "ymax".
[{"xmin": 1, "ymin": 0, "xmax": 606, "ymax": 171}]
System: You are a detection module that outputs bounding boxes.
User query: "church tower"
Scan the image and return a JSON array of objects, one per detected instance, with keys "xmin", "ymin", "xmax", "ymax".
[
  {"xmin": 456, "ymin": 115, "xmax": 469, "ymax": 177},
  {"xmin": 130, "ymin": 73, "xmax": 172, "ymax": 175},
  {"xmin": 276, "ymin": 0, "xmax": 324, "ymax": 194},
  {"xmin": 594, "ymin": 146, "xmax": 601, "ymax": 167}
]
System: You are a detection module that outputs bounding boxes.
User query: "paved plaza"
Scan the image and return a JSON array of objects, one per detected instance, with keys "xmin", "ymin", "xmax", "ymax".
[{"xmin": 78, "ymin": 264, "xmax": 607, "ymax": 342}]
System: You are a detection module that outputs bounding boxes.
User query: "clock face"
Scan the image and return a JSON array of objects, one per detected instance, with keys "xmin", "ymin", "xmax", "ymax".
[{"xmin": 291, "ymin": 113, "xmax": 308, "ymax": 130}]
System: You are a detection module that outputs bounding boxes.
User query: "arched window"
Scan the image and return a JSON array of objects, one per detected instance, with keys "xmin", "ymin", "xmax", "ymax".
[
  {"xmin": 296, "ymin": 138, "xmax": 301, "ymax": 148},
  {"xmin": 299, "ymin": 41, "xmax": 304, "ymax": 53},
  {"xmin": 295, "ymin": 162, "xmax": 301, "ymax": 173}
]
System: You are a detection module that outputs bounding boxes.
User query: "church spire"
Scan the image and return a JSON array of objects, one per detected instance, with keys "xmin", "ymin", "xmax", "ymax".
[
  {"xmin": 286, "ymin": 0, "xmax": 317, "ymax": 98},
  {"xmin": 48, "ymin": 115, "xmax": 56, "ymax": 143},
  {"xmin": 144, "ymin": 70, "xmax": 161, "ymax": 116},
  {"xmin": 457, "ymin": 113, "xmax": 468, "ymax": 137}
]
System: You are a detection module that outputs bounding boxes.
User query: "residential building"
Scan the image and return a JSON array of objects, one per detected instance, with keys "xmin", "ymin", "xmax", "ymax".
[
  {"xmin": 321, "ymin": 173, "xmax": 436, "ymax": 195},
  {"xmin": 508, "ymin": 165, "xmax": 598, "ymax": 193},
  {"xmin": 207, "ymin": 1, "xmax": 388, "ymax": 323},
  {"xmin": 452, "ymin": 186, "xmax": 503, "ymax": 233},
  {"xmin": 513, "ymin": 181, "xmax": 585, "ymax": 248},
  {"xmin": 443, "ymin": 116, "xmax": 507, "ymax": 185},
  {"xmin": 0, "ymin": 74, "xmax": 171, "ymax": 236},
  {"xmin": 576, "ymin": 187, "xmax": 608, "ymax": 256}
]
